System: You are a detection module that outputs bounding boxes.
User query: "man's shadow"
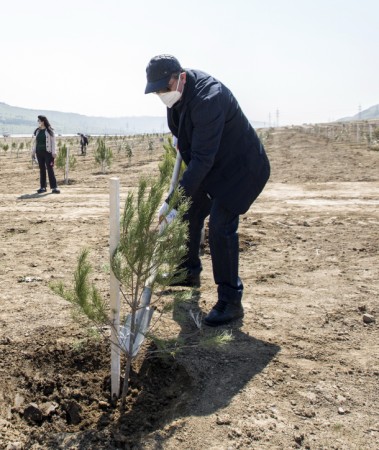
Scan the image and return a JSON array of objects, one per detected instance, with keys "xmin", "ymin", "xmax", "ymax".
[{"xmin": 169, "ymin": 288, "xmax": 281, "ymax": 415}]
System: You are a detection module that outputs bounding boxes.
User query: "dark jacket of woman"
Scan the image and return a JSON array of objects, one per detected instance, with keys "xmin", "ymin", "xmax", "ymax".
[{"xmin": 168, "ymin": 69, "xmax": 270, "ymax": 215}]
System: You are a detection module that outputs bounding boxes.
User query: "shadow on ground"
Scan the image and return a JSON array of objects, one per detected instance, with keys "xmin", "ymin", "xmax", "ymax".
[{"xmin": 17, "ymin": 192, "xmax": 50, "ymax": 199}]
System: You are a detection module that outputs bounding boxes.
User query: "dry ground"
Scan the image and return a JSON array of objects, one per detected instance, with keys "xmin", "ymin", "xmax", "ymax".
[{"xmin": 0, "ymin": 127, "xmax": 378, "ymax": 450}]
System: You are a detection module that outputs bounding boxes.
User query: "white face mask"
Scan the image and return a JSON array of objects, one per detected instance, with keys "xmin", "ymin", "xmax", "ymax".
[{"xmin": 157, "ymin": 76, "xmax": 182, "ymax": 108}]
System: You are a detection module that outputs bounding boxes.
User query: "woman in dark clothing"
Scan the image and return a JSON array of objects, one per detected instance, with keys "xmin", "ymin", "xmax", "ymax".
[{"xmin": 32, "ymin": 115, "xmax": 60, "ymax": 194}]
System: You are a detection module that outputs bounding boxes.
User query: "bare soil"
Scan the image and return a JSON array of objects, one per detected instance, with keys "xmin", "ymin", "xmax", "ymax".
[{"xmin": 0, "ymin": 127, "xmax": 378, "ymax": 450}]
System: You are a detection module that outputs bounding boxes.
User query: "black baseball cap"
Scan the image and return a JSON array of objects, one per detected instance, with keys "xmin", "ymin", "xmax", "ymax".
[{"xmin": 145, "ymin": 54, "xmax": 183, "ymax": 94}]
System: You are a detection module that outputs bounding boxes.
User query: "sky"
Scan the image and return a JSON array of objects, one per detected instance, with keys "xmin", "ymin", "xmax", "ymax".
[{"xmin": 1, "ymin": 0, "xmax": 378, "ymax": 126}]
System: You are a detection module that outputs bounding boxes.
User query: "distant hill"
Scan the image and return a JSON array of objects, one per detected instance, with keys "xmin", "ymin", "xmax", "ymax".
[
  {"xmin": 0, "ymin": 102, "xmax": 169, "ymax": 135},
  {"xmin": 338, "ymin": 103, "xmax": 379, "ymax": 122},
  {"xmin": 0, "ymin": 101, "xmax": 267, "ymax": 136}
]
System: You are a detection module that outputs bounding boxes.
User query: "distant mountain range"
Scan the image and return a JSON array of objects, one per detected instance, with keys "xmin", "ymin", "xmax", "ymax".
[
  {"xmin": 4, "ymin": 100, "xmax": 377, "ymax": 135},
  {"xmin": 338, "ymin": 103, "xmax": 379, "ymax": 122},
  {"xmin": 0, "ymin": 101, "xmax": 268, "ymax": 136},
  {"xmin": 0, "ymin": 102, "xmax": 169, "ymax": 135}
]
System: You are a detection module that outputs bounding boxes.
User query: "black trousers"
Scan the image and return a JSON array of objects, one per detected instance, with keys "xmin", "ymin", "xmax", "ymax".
[
  {"xmin": 183, "ymin": 190, "xmax": 244, "ymax": 304},
  {"xmin": 36, "ymin": 150, "xmax": 57, "ymax": 189}
]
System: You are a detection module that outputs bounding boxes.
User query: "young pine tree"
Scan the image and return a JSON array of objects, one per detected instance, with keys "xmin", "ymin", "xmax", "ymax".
[
  {"xmin": 94, "ymin": 137, "xmax": 113, "ymax": 173},
  {"xmin": 51, "ymin": 150, "xmax": 190, "ymax": 406},
  {"xmin": 55, "ymin": 143, "xmax": 77, "ymax": 181}
]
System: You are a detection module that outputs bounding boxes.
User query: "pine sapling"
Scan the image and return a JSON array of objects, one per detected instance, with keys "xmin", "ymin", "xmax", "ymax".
[
  {"xmin": 95, "ymin": 138, "xmax": 113, "ymax": 173},
  {"xmin": 111, "ymin": 168, "xmax": 190, "ymax": 405},
  {"xmin": 55, "ymin": 143, "xmax": 77, "ymax": 183},
  {"xmin": 51, "ymin": 152, "xmax": 190, "ymax": 407}
]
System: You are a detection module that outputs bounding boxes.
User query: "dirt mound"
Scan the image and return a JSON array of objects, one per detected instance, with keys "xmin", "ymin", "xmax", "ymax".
[{"xmin": 2, "ymin": 327, "xmax": 193, "ymax": 449}]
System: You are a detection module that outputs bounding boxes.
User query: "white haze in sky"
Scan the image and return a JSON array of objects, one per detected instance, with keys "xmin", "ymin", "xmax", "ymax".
[{"xmin": 1, "ymin": 0, "xmax": 378, "ymax": 125}]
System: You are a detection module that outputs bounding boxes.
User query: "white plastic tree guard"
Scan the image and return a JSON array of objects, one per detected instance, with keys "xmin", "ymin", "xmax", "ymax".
[{"xmin": 109, "ymin": 177, "xmax": 121, "ymax": 399}]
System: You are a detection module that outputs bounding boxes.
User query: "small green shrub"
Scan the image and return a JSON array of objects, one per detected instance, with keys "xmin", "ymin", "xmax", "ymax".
[
  {"xmin": 55, "ymin": 143, "xmax": 77, "ymax": 171},
  {"xmin": 94, "ymin": 138, "xmax": 113, "ymax": 173}
]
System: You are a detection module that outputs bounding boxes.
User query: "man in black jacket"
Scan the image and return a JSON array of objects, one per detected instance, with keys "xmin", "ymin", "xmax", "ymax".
[{"xmin": 145, "ymin": 54, "xmax": 270, "ymax": 327}]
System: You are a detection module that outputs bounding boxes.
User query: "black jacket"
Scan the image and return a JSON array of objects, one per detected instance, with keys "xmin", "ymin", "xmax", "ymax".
[{"xmin": 168, "ymin": 69, "xmax": 270, "ymax": 215}]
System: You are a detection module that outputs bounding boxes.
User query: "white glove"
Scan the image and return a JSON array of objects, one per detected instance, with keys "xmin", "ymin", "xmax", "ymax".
[
  {"xmin": 158, "ymin": 201, "xmax": 169, "ymax": 222},
  {"xmin": 165, "ymin": 209, "xmax": 177, "ymax": 224},
  {"xmin": 159, "ymin": 208, "xmax": 178, "ymax": 233}
]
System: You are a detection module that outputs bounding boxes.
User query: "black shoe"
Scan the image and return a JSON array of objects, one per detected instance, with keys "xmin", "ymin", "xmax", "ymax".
[
  {"xmin": 204, "ymin": 300, "xmax": 244, "ymax": 327},
  {"xmin": 163, "ymin": 271, "xmax": 200, "ymax": 288},
  {"xmin": 52, "ymin": 188, "xmax": 60, "ymax": 194},
  {"xmin": 37, "ymin": 188, "xmax": 46, "ymax": 194}
]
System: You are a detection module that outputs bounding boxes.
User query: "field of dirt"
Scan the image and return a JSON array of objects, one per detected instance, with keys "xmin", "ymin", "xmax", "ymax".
[{"xmin": 0, "ymin": 125, "xmax": 378, "ymax": 450}]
